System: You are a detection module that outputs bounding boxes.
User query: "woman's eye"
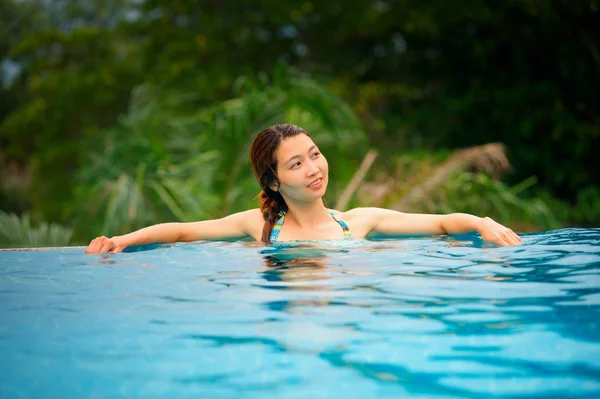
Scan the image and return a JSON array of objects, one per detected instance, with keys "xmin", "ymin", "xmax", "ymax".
[
  {"xmin": 291, "ymin": 162, "xmax": 301, "ymax": 169},
  {"xmin": 312, "ymin": 152, "xmax": 320, "ymax": 158}
]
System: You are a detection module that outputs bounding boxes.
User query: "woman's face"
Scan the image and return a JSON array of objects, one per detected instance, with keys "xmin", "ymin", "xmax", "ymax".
[{"xmin": 273, "ymin": 134, "xmax": 329, "ymax": 203}]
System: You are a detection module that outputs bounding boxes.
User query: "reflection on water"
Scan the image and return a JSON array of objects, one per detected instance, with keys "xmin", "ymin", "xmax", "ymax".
[
  {"xmin": 0, "ymin": 229, "xmax": 599, "ymax": 398},
  {"xmin": 262, "ymin": 246, "xmax": 332, "ymax": 284}
]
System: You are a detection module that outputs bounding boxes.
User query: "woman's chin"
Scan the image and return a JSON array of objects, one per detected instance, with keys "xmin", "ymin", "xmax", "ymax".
[{"xmin": 309, "ymin": 185, "xmax": 327, "ymax": 199}]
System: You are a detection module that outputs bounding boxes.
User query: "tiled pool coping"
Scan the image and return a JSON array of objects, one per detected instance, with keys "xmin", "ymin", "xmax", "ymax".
[{"xmin": 0, "ymin": 246, "xmax": 86, "ymax": 252}]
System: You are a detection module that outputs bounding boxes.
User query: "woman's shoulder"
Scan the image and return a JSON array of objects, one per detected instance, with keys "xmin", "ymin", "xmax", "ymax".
[
  {"xmin": 331, "ymin": 207, "xmax": 380, "ymax": 221},
  {"xmin": 329, "ymin": 207, "xmax": 381, "ymax": 238},
  {"xmin": 223, "ymin": 208, "xmax": 264, "ymax": 241},
  {"xmin": 229, "ymin": 208, "xmax": 264, "ymax": 225}
]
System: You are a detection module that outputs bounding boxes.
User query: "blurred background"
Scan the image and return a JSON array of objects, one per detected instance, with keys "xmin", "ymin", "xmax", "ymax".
[{"xmin": 1, "ymin": 0, "xmax": 598, "ymax": 248}]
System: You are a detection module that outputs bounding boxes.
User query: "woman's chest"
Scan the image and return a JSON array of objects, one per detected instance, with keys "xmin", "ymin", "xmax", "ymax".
[{"xmin": 276, "ymin": 221, "xmax": 346, "ymax": 241}]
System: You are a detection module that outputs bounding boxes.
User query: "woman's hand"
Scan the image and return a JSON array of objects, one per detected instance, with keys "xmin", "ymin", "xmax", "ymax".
[
  {"xmin": 85, "ymin": 236, "xmax": 124, "ymax": 254},
  {"xmin": 477, "ymin": 217, "xmax": 522, "ymax": 246}
]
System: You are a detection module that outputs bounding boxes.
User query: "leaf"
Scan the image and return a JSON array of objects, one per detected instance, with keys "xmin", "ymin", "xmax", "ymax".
[{"xmin": 0, "ymin": 211, "xmax": 73, "ymax": 248}]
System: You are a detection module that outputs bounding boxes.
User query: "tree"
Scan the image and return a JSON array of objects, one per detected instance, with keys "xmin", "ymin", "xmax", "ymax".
[{"xmin": 71, "ymin": 67, "xmax": 366, "ymax": 240}]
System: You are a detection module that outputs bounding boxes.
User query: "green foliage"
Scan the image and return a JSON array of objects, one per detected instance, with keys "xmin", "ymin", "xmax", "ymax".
[
  {"xmin": 72, "ymin": 85, "xmax": 221, "ymax": 239},
  {"xmin": 364, "ymin": 149, "xmax": 558, "ymax": 231},
  {"xmin": 574, "ymin": 186, "xmax": 600, "ymax": 226},
  {"xmin": 1, "ymin": 0, "xmax": 598, "ymax": 240},
  {"xmin": 71, "ymin": 68, "xmax": 366, "ymax": 241},
  {"xmin": 538, "ymin": 186, "xmax": 600, "ymax": 228},
  {"xmin": 336, "ymin": 0, "xmax": 600, "ymax": 196},
  {"xmin": 199, "ymin": 66, "xmax": 366, "ymax": 215},
  {"xmin": 436, "ymin": 173, "xmax": 559, "ymax": 231},
  {"xmin": 1, "ymin": 1, "xmax": 143, "ymax": 222},
  {"xmin": 0, "ymin": 211, "xmax": 73, "ymax": 248}
]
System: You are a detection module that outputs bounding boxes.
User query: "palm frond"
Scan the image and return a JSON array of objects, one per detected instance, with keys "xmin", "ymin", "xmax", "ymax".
[
  {"xmin": 355, "ymin": 144, "xmax": 556, "ymax": 230},
  {"xmin": 73, "ymin": 67, "xmax": 368, "ymax": 237},
  {"xmin": 0, "ymin": 211, "xmax": 73, "ymax": 248},
  {"xmin": 391, "ymin": 143, "xmax": 510, "ymax": 211}
]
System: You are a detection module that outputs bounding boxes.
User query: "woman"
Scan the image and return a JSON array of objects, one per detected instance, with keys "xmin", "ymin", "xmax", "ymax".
[{"xmin": 86, "ymin": 124, "xmax": 522, "ymax": 253}]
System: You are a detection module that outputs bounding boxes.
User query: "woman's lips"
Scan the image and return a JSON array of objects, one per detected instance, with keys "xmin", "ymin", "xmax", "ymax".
[{"xmin": 307, "ymin": 178, "xmax": 323, "ymax": 188}]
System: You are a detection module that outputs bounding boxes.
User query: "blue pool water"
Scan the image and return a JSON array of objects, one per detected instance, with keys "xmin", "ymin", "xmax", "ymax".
[{"xmin": 1, "ymin": 228, "xmax": 599, "ymax": 398}]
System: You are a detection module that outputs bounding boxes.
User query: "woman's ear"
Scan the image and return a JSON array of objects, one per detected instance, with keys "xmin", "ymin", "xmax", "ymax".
[{"xmin": 270, "ymin": 180, "xmax": 280, "ymax": 192}]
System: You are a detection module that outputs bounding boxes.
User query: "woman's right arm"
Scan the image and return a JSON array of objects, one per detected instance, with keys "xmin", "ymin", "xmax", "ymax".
[{"xmin": 85, "ymin": 209, "xmax": 262, "ymax": 253}]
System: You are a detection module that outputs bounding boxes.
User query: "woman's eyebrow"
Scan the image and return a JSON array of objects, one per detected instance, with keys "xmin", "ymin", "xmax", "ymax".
[{"xmin": 284, "ymin": 145, "xmax": 316, "ymax": 164}]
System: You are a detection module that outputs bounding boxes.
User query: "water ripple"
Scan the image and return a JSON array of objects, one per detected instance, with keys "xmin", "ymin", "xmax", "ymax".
[{"xmin": 0, "ymin": 228, "xmax": 598, "ymax": 398}]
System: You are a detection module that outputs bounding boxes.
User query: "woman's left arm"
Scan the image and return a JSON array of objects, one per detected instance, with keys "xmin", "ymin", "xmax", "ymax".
[{"xmin": 354, "ymin": 208, "xmax": 522, "ymax": 246}]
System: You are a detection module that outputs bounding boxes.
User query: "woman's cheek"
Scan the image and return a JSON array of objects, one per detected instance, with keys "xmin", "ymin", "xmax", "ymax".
[{"xmin": 321, "ymin": 156, "xmax": 329, "ymax": 171}]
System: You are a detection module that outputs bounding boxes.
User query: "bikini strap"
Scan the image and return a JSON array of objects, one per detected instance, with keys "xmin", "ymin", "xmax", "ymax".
[
  {"xmin": 269, "ymin": 210, "xmax": 286, "ymax": 243},
  {"xmin": 327, "ymin": 209, "xmax": 352, "ymax": 239}
]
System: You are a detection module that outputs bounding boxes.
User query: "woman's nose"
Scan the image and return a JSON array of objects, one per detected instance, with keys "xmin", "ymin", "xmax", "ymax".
[{"xmin": 306, "ymin": 160, "xmax": 319, "ymax": 176}]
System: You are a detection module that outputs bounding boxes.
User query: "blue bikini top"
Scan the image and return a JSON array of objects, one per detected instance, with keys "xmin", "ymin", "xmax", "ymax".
[{"xmin": 269, "ymin": 209, "xmax": 352, "ymax": 243}]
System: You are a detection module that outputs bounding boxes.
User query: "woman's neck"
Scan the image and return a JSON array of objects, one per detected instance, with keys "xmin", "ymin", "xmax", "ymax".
[{"xmin": 284, "ymin": 199, "xmax": 330, "ymax": 229}]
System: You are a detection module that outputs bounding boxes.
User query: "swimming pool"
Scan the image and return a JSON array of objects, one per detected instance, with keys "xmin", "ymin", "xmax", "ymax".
[{"xmin": 1, "ymin": 228, "xmax": 599, "ymax": 398}]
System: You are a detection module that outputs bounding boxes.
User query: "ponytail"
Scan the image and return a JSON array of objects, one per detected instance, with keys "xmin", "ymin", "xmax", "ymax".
[
  {"xmin": 249, "ymin": 124, "xmax": 307, "ymax": 242},
  {"xmin": 259, "ymin": 189, "xmax": 287, "ymax": 243}
]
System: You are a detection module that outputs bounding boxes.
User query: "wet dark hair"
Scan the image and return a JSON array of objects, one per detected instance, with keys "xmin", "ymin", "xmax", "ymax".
[{"xmin": 249, "ymin": 123, "xmax": 309, "ymax": 243}]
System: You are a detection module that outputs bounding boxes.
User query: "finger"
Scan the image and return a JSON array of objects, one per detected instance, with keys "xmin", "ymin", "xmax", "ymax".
[
  {"xmin": 507, "ymin": 236, "xmax": 519, "ymax": 246},
  {"xmin": 99, "ymin": 242, "xmax": 114, "ymax": 253},
  {"xmin": 95, "ymin": 236, "xmax": 111, "ymax": 252},
  {"xmin": 513, "ymin": 231, "xmax": 523, "ymax": 244},
  {"xmin": 498, "ymin": 229, "xmax": 518, "ymax": 245},
  {"xmin": 86, "ymin": 238, "xmax": 101, "ymax": 253},
  {"xmin": 493, "ymin": 236, "xmax": 510, "ymax": 246},
  {"xmin": 505, "ymin": 230, "xmax": 521, "ymax": 245},
  {"xmin": 499, "ymin": 231, "xmax": 516, "ymax": 246},
  {"xmin": 509, "ymin": 234, "xmax": 522, "ymax": 246}
]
